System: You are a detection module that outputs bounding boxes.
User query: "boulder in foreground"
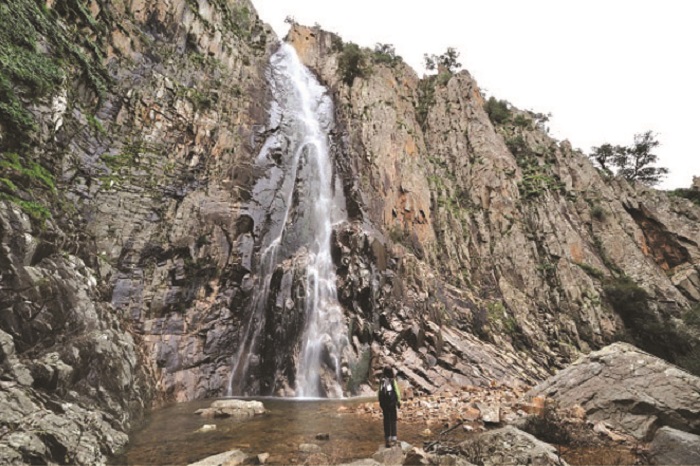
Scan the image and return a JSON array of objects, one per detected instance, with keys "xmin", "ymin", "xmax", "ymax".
[{"xmin": 529, "ymin": 342, "xmax": 700, "ymax": 441}]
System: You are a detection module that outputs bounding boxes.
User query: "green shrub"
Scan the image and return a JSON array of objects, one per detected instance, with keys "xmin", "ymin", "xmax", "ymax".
[
  {"xmin": 435, "ymin": 71, "xmax": 452, "ymax": 87},
  {"xmin": 505, "ymin": 134, "xmax": 528, "ymax": 157},
  {"xmin": 669, "ymin": 188, "xmax": 700, "ymax": 206},
  {"xmin": 0, "ymin": 152, "xmax": 55, "ymax": 191},
  {"xmin": 371, "ymin": 43, "xmax": 401, "ymax": 67},
  {"xmin": 484, "ymin": 97, "xmax": 510, "ymax": 125},
  {"xmin": 337, "ymin": 42, "xmax": 368, "ymax": 86},
  {"xmin": 0, "ymin": 0, "xmax": 109, "ymax": 148},
  {"xmin": 0, "ymin": 194, "xmax": 51, "ymax": 221},
  {"xmin": 590, "ymin": 204, "xmax": 606, "ymax": 221},
  {"xmin": 513, "ymin": 114, "xmax": 533, "ymax": 129},
  {"xmin": 416, "ymin": 77, "xmax": 436, "ymax": 130},
  {"xmin": 683, "ymin": 304, "xmax": 700, "ymax": 328},
  {"xmin": 388, "ymin": 224, "xmax": 407, "ymax": 245},
  {"xmin": 330, "ymin": 35, "xmax": 344, "ymax": 52},
  {"xmin": 604, "ymin": 276, "xmax": 700, "ymax": 375},
  {"xmin": 603, "ymin": 276, "xmax": 649, "ymax": 319},
  {"xmin": 575, "ymin": 262, "xmax": 605, "ymax": 280},
  {"xmin": 676, "ymin": 345, "xmax": 700, "ymax": 377},
  {"xmin": 519, "ymin": 167, "xmax": 563, "ymax": 199}
]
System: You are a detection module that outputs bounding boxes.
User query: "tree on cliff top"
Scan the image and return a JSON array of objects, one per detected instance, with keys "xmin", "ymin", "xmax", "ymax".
[
  {"xmin": 424, "ymin": 47, "xmax": 461, "ymax": 73},
  {"xmin": 590, "ymin": 131, "xmax": 668, "ymax": 186}
]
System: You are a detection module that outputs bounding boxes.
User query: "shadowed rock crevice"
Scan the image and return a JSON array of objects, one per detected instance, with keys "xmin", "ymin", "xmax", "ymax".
[{"xmin": 625, "ymin": 203, "xmax": 692, "ymax": 270}]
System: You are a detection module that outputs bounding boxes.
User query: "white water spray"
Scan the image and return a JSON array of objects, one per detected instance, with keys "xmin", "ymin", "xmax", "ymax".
[{"xmin": 228, "ymin": 44, "xmax": 348, "ymax": 398}]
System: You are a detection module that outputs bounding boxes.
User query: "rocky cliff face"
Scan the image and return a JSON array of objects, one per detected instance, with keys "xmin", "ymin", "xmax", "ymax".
[
  {"xmin": 1, "ymin": 3, "xmax": 699, "ymax": 464},
  {"xmin": 1, "ymin": 0, "xmax": 273, "ymax": 462},
  {"xmin": 285, "ymin": 24, "xmax": 700, "ymax": 382}
]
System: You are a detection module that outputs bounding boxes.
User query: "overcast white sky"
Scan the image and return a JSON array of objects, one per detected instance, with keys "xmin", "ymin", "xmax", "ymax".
[{"xmin": 251, "ymin": 0, "xmax": 699, "ymax": 190}]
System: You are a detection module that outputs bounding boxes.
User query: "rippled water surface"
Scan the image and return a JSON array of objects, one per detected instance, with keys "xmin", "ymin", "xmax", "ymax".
[{"xmin": 114, "ymin": 397, "xmax": 426, "ymax": 465}]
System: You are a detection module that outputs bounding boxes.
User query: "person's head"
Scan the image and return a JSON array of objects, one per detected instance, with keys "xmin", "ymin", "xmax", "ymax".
[{"xmin": 383, "ymin": 366, "xmax": 394, "ymax": 379}]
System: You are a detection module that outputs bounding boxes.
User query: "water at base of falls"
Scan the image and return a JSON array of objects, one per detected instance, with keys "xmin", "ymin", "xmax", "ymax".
[
  {"xmin": 115, "ymin": 397, "xmax": 428, "ymax": 466},
  {"xmin": 227, "ymin": 43, "xmax": 348, "ymax": 398}
]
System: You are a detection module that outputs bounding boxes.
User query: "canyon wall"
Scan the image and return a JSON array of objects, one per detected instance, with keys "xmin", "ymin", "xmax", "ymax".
[{"xmin": 1, "ymin": 2, "xmax": 699, "ymax": 463}]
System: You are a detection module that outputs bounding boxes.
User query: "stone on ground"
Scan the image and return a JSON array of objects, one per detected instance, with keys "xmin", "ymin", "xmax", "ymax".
[
  {"xmin": 458, "ymin": 426, "xmax": 569, "ymax": 466},
  {"xmin": 187, "ymin": 449, "xmax": 248, "ymax": 466}
]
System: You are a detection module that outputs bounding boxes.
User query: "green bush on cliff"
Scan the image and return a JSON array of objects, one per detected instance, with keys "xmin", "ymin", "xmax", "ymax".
[
  {"xmin": 604, "ymin": 276, "xmax": 700, "ymax": 376},
  {"xmin": 669, "ymin": 188, "xmax": 700, "ymax": 206},
  {"xmin": 603, "ymin": 276, "xmax": 649, "ymax": 319},
  {"xmin": 371, "ymin": 43, "xmax": 401, "ymax": 67},
  {"xmin": 337, "ymin": 42, "xmax": 369, "ymax": 86},
  {"xmin": 0, "ymin": 152, "xmax": 55, "ymax": 222},
  {"xmin": 416, "ymin": 77, "xmax": 436, "ymax": 130},
  {"xmin": 0, "ymin": 152, "xmax": 55, "ymax": 192},
  {"xmin": 0, "ymin": 2, "xmax": 63, "ymax": 139},
  {"xmin": 0, "ymin": 0, "xmax": 109, "ymax": 149},
  {"xmin": 484, "ymin": 97, "xmax": 510, "ymax": 125},
  {"xmin": 683, "ymin": 304, "xmax": 700, "ymax": 327},
  {"xmin": 513, "ymin": 114, "xmax": 533, "ymax": 129}
]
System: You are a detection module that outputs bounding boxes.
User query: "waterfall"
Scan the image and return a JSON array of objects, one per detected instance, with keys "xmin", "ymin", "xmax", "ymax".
[{"xmin": 227, "ymin": 43, "xmax": 348, "ymax": 398}]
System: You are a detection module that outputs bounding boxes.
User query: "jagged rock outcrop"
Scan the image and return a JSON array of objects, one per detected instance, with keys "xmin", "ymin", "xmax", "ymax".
[
  {"xmin": 0, "ymin": 204, "xmax": 148, "ymax": 463},
  {"xmin": 1, "ymin": 0, "xmax": 273, "ymax": 462},
  {"xmin": 286, "ymin": 23, "xmax": 700, "ymax": 385},
  {"xmin": 529, "ymin": 343, "xmax": 700, "ymax": 445}
]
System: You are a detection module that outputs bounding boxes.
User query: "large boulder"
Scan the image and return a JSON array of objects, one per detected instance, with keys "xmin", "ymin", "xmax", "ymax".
[
  {"xmin": 649, "ymin": 427, "xmax": 700, "ymax": 465},
  {"xmin": 528, "ymin": 343, "xmax": 700, "ymax": 441},
  {"xmin": 457, "ymin": 426, "xmax": 569, "ymax": 466}
]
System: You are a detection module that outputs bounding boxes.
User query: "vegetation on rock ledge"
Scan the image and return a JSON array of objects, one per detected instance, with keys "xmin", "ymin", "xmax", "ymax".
[{"xmin": 590, "ymin": 131, "xmax": 668, "ymax": 186}]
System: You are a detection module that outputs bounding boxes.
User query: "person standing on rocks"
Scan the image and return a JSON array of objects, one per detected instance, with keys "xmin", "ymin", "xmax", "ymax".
[{"xmin": 378, "ymin": 366, "xmax": 401, "ymax": 447}]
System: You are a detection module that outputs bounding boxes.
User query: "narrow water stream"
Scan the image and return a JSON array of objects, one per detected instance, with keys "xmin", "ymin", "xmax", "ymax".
[{"xmin": 114, "ymin": 398, "xmax": 426, "ymax": 465}]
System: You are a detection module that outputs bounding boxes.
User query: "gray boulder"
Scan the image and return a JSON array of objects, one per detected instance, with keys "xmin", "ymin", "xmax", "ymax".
[
  {"xmin": 372, "ymin": 443, "xmax": 408, "ymax": 466},
  {"xmin": 194, "ymin": 399, "xmax": 265, "ymax": 419},
  {"xmin": 529, "ymin": 343, "xmax": 700, "ymax": 440},
  {"xmin": 187, "ymin": 449, "xmax": 248, "ymax": 466},
  {"xmin": 649, "ymin": 427, "xmax": 700, "ymax": 465},
  {"xmin": 458, "ymin": 426, "xmax": 569, "ymax": 466}
]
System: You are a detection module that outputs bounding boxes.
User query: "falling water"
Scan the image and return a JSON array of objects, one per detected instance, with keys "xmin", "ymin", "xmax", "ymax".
[{"xmin": 227, "ymin": 43, "xmax": 347, "ymax": 398}]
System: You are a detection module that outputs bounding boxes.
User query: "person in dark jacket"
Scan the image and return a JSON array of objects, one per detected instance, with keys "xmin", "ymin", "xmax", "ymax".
[{"xmin": 378, "ymin": 366, "xmax": 401, "ymax": 447}]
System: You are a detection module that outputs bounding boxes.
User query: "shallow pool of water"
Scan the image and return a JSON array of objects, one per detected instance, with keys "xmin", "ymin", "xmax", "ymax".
[{"xmin": 113, "ymin": 397, "xmax": 428, "ymax": 465}]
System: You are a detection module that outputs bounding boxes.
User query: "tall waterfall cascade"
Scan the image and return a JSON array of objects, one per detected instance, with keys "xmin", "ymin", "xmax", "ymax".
[{"xmin": 227, "ymin": 43, "xmax": 349, "ymax": 398}]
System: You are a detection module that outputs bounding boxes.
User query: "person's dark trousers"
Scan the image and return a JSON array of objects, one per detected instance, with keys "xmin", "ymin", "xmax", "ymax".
[{"xmin": 382, "ymin": 405, "xmax": 397, "ymax": 441}]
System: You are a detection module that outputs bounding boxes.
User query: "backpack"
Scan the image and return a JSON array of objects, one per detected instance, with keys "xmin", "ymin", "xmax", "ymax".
[{"xmin": 379, "ymin": 377, "xmax": 397, "ymax": 409}]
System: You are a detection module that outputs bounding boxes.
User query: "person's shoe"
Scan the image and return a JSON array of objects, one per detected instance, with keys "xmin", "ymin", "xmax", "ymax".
[{"xmin": 385, "ymin": 439, "xmax": 391, "ymax": 448}]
